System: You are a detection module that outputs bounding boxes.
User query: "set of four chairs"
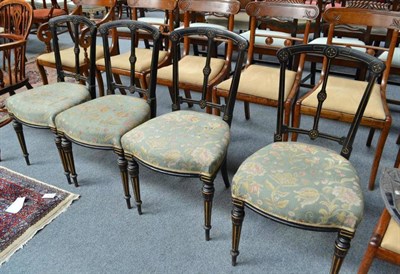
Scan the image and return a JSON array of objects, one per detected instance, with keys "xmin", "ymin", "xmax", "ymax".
[{"xmin": 1, "ymin": 0, "xmax": 400, "ymax": 272}]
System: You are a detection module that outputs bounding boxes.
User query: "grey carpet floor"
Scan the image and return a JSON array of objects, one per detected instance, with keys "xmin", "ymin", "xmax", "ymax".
[{"xmin": 0, "ymin": 33, "xmax": 399, "ymax": 273}]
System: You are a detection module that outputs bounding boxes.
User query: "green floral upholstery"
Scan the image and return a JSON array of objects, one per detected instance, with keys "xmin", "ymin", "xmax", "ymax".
[
  {"xmin": 232, "ymin": 142, "xmax": 364, "ymax": 232},
  {"xmin": 121, "ymin": 110, "xmax": 230, "ymax": 177},
  {"xmin": 5, "ymin": 82, "xmax": 90, "ymax": 128},
  {"xmin": 55, "ymin": 95, "xmax": 150, "ymax": 150}
]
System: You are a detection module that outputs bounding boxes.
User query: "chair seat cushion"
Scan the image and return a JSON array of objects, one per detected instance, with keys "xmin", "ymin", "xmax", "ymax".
[
  {"xmin": 302, "ymin": 76, "xmax": 385, "ymax": 120},
  {"xmin": 157, "ymin": 55, "xmax": 226, "ymax": 86},
  {"xmin": 121, "ymin": 110, "xmax": 230, "ymax": 177},
  {"xmin": 33, "ymin": 8, "xmax": 67, "ymax": 19},
  {"xmin": 216, "ymin": 65, "xmax": 296, "ymax": 100},
  {"xmin": 5, "ymin": 82, "xmax": 90, "ymax": 128},
  {"xmin": 55, "ymin": 95, "xmax": 150, "ymax": 149},
  {"xmin": 309, "ymin": 37, "xmax": 366, "ymax": 52},
  {"xmin": 37, "ymin": 45, "xmax": 104, "ymax": 67},
  {"xmin": 232, "ymin": 142, "xmax": 364, "ymax": 232},
  {"xmin": 96, "ymin": 49, "xmax": 168, "ymax": 73},
  {"xmin": 381, "ymin": 217, "xmax": 400, "ymax": 254},
  {"xmin": 240, "ymin": 29, "xmax": 292, "ymax": 48},
  {"xmin": 379, "ymin": 47, "xmax": 400, "ymax": 68}
]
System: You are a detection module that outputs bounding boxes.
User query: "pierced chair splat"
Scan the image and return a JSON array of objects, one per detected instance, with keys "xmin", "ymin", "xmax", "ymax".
[
  {"xmin": 120, "ymin": 26, "xmax": 248, "ymax": 239},
  {"xmin": 54, "ymin": 20, "xmax": 161, "ymax": 211},
  {"xmin": 231, "ymin": 44, "xmax": 386, "ymax": 273},
  {"xmin": 5, "ymin": 15, "xmax": 97, "ymax": 176}
]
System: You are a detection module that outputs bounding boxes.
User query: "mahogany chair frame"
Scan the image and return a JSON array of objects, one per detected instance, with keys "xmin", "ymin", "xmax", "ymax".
[
  {"xmin": 293, "ymin": 8, "xmax": 400, "ymax": 190},
  {"xmin": 35, "ymin": 0, "xmax": 116, "ymax": 92},
  {"xmin": 96, "ymin": 0, "xmax": 176, "ymax": 95},
  {"xmin": 156, "ymin": 0, "xmax": 241, "ymax": 113},
  {"xmin": 213, "ymin": 2, "xmax": 319, "ymax": 122}
]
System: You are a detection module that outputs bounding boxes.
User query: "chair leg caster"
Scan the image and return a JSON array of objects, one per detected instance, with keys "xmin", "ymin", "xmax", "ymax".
[
  {"xmin": 137, "ymin": 204, "xmax": 142, "ymax": 215},
  {"xmin": 71, "ymin": 175, "xmax": 79, "ymax": 187},
  {"xmin": 205, "ymin": 228, "xmax": 210, "ymax": 241},
  {"xmin": 24, "ymin": 154, "xmax": 30, "ymax": 165},
  {"xmin": 125, "ymin": 197, "xmax": 132, "ymax": 209},
  {"xmin": 231, "ymin": 251, "xmax": 239, "ymax": 266},
  {"xmin": 65, "ymin": 173, "xmax": 72, "ymax": 185}
]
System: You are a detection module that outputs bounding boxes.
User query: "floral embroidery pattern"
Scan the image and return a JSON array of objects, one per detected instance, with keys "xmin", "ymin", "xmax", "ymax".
[
  {"xmin": 55, "ymin": 95, "xmax": 150, "ymax": 149},
  {"xmin": 232, "ymin": 142, "xmax": 364, "ymax": 231},
  {"xmin": 6, "ymin": 82, "xmax": 90, "ymax": 127},
  {"xmin": 121, "ymin": 110, "xmax": 230, "ymax": 176}
]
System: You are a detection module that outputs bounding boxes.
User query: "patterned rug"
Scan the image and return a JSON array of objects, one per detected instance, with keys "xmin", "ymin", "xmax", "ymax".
[{"xmin": 0, "ymin": 166, "xmax": 79, "ymax": 265}]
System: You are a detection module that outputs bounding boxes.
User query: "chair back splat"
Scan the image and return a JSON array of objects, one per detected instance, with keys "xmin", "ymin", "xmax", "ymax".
[
  {"xmin": 99, "ymin": 20, "xmax": 161, "ymax": 117},
  {"xmin": 230, "ymin": 46, "xmax": 386, "ymax": 272},
  {"xmin": 276, "ymin": 44, "xmax": 385, "ymax": 159},
  {"xmin": 50, "ymin": 15, "xmax": 97, "ymax": 99},
  {"xmin": 170, "ymin": 26, "xmax": 248, "ymax": 126}
]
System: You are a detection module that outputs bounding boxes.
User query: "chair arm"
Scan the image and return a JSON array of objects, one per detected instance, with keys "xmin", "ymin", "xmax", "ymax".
[{"xmin": 37, "ymin": 22, "xmax": 53, "ymax": 53}]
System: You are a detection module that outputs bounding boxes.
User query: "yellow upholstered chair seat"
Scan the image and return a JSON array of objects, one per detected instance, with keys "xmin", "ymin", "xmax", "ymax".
[
  {"xmin": 157, "ymin": 55, "xmax": 226, "ymax": 86},
  {"xmin": 216, "ymin": 65, "xmax": 296, "ymax": 100},
  {"xmin": 96, "ymin": 49, "xmax": 168, "ymax": 73},
  {"xmin": 381, "ymin": 217, "xmax": 400, "ymax": 254},
  {"xmin": 302, "ymin": 76, "xmax": 385, "ymax": 120},
  {"xmin": 37, "ymin": 45, "xmax": 104, "ymax": 67}
]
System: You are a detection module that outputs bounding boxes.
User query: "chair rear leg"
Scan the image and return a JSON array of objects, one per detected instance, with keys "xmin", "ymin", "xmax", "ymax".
[
  {"xmin": 128, "ymin": 159, "xmax": 142, "ymax": 215},
  {"xmin": 366, "ymin": 128, "xmax": 375, "ymax": 147},
  {"xmin": 61, "ymin": 137, "xmax": 78, "ymax": 187},
  {"xmin": 220, "ymin": 156, "xmax": 230, "ymax": 188},
  {"xmin": 244, "ymin": 102, "xmax": 250, "ymax": 120},
  {"xmin": 116, "ymin": 152, "xmax": 131, "ymax": 209},
  {"xmin": 201, "ymin": 177, "xmax": 215, "ymax": 241},
  {"xmin": 12, "ymin": 120, "xmax": 30, "ymax": 165},
  {"xmin": 231, "ymin": 200, "xmax": 245, "ymax": 266},
  {"xmin": 54, "ymin": 134, "xmax": 71, "ymax": 184},
  {"xmin": 330, "ymin": 230, "xmax": 354, "ymax": 274}
]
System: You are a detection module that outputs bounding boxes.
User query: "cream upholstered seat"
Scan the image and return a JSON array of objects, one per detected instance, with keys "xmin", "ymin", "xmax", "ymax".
[
  {"xmin": 157, "ymin": 55, "xmax": 226, "ymax": 86},
  {"xmin": 294, "ymin": 7, "xmax": 400, "ymax": 190},
  {"xmin": 301, "ymin": 76, "xmax": 385, "ymax": 120},
  {"xmin": 96, "ymin": 49, "xmax": 168, "ymax": 73},
  {"xmin": 35, "ymin": 0, "xmax": 115, "ymax": 87},
  {"xmin": 216, "ymin": 65, "xmax": 296, "ymax": 101},
  {"xmin": 37, "ymin": 46, "xmax": 104, "ymax": 67},
  {"xmin": 240, "ymin": 29, "xmax": 292, "ymax": 48},
  {"xmin": 381, "ymin": 218, "xmax": 400, "ymax": 254},
  {"xmin": 359, "ymin": 208, "xmax": 400, "ymax": 272},
  {"xmin": 379, "ymin": 47, "xmax": 400, "ymax": 68},
  {"xmin": 309, "ymin": 37, "xmax": 367, "ymax": 52}
]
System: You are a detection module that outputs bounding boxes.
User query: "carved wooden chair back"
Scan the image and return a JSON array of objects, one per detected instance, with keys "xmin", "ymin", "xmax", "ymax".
[{"xmin": 0, "ymin": 0, "xmax": 33, "ymax": 40}]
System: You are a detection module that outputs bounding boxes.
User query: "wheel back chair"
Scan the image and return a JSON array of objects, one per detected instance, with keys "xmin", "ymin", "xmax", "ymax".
[
  {"xmin": 0, "ymin": 0, "xmax": 33, "ymax": 161},
  {"xmin": 53, "ymin": 19, "xmax": 161, "ymax": 212},
  {"xmin": 119, "ymin": 26, "xmax": 248, "ymax": 239},
  {"xmin": 96, "ymin": 0, "xmax": 176, "ymax": 95},
  {"xmin": 231, "ymin": 44, "xmax": 386, "ymax": 273},
  {"xmin": 213, "ymin": 2, "xmax": 319, "ymax": 123},
  {"xmin": 35, "ymin": 0, "xmax": 116, "ymax": 96},
  {"xmin": 5, "ymin": 15, "xmax": 97, "ymax": 177},
  {"xmin": 156, "ymin": 0, "xmax": 241, "ymax": 114},
  {"xmin": 293, "ymin": 8, "xmax": 400, "ymax": 190}
]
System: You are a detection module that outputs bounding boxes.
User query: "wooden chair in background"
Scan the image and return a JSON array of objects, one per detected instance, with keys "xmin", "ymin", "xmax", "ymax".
[
  {"xmin": 358, "ymin": 208, "xmax": 400, "ymax": 273},
  {"xmin": 96, "ymin": 0, "xmax": 176, "ymax": 94},
  {"xmin": 213, "ymin": 2, "xmax": 319, "ymax": 121},
  {"xmin": 293, "ymin": 8, "xmax": 400, "ymax": 190},
  {"xmin": 156, "ymin": 0, "xmax": 241, "ymax": 113},
  {"xmin": 0, "ymin": 0, "xmax": 33, "ymax": 161},
  {"xmin": 35, "ymin": 0, "xmax": 116, "ymax": 93},
  {"xmin": 231, "ymin": 44, "xmax": 385, "ymax": 273}
]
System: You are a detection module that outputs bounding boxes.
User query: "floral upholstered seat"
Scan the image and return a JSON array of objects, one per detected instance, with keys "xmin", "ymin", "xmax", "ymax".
[
  {"xmin": 55, "ymin": 95, "xmax": 150, "ymax": 149},
  {"xmin": 6, "ymin": 82, "xmax": 90, "ymax": 128},
  {"xmin": 121, "ymin": 110, "xmax": 230, "ymax": 177},
  {"xmin": 232, "ymin": 142, "xmax": 364, "ymax": 232}
]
